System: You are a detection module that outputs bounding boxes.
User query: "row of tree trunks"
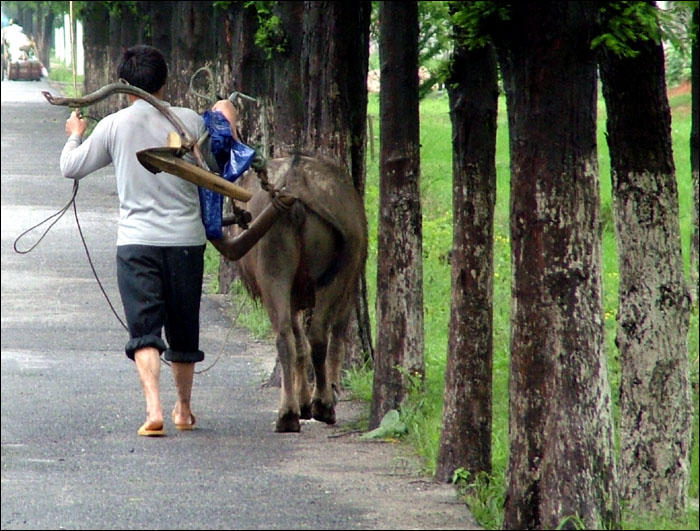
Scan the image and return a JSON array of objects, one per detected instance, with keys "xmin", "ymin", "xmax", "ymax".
[
  {"xmin": 599, "ymin": 27, "xmax": 692, "ymax": 515},
  {"xmin": 369, "ymin": 1, "xmax": 424, "ymax": 430},
  {"xmin": 495, "ymin": 2, "xmax": 619, "ymax": 528},
  {"xmin": 434, "ymin": 29, "xmax": 498, "ymax": 482}
]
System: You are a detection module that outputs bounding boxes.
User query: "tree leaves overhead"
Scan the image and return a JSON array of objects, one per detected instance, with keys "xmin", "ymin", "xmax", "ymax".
[
  {"xmin": 593, "ymin": 1, "xmax": 662, "ymax": 57},
  {"xmin": 449, "ymin": 1, "xmax": 511, "ymax": 50}
]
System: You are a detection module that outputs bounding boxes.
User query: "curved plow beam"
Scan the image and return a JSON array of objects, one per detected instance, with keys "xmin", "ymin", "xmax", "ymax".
[
  {"xmin": 43, "ymin": 82, "xmax": 198, "ymax": 159},
  {"xmin": 136, "ymin": 147, "xmax": 253, "ymax": 203}
]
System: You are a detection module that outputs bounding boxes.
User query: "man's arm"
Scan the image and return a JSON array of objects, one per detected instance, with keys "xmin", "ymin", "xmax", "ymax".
[
  {"xmin": 212, "ymin": 100, "xmax": 239, "ymax": 140},
  {"xmin": 60, "ymin": 111, "xmax": 112, "ymax": 179}
]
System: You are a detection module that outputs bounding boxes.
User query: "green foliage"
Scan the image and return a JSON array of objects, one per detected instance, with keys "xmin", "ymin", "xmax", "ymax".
[
  {"xmin": 342, "ymin": 361, "xmax": 374, "ymax": 402},
  {"xmin": 203, "ymin": 242, "xmax": 221, "ymax": 293},
  {"xmin": 593, "ymin": 1, "xmax": 662, "ymax": 57},
  {"xmin": 212, "ymin": 1, "xmax": 235, "ymax": 11},
  {"xmin": 660, "ymin": 1, "xmax": 696, "ymax": 85},
  {"xmin": 359, "ymin": 409, "xmax": 407, "ymax": 440},
  {"xmin": 449, "ymin": 1, "xmax": 511, "ymax": 50},
  {"xmin": 243, "ymin": 1, "xmax": 287, "ymax": 59},
  {"xmin": 416, "ymin": 1, "xmax": 453, "ymax": 98},
  {"xmin": 369, "ymin": 1, "xmax": 456, "ymax": 99},
  {"xmin": 555, "ymin": 515, "xmax": 587, "ymax": 531},
  {"xmin": 202, "ymin": 243, "xmax": 272, "ymax": 338},
  {"xmin": 453, "ymin": 469, "xmax": 506, "ymax": 530},
  {"xmin": 228, "ymin": 279, "xmax": 272, "ymax": 339}
]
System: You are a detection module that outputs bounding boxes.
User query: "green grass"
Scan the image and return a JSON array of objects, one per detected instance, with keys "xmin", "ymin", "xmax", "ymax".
[
  {"xmin": 203, "ymin": 243, "xmax": 272, "ymax": 340},
  {"xmin": 206, "ymin": 84, "xmax": 699, "ymax": 530},
  {"xmin": 47, "ymin": 55, "xmax": 83, "ymax": 98}
]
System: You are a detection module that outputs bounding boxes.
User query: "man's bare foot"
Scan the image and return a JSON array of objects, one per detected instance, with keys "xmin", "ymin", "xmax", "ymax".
[
  {"xmin": 138, "ymin": 418, "xmax": 165, "ymax": 437},
  {"xmin": 171, "ymin": 408, "xmax": 196, "ymax": 430}
]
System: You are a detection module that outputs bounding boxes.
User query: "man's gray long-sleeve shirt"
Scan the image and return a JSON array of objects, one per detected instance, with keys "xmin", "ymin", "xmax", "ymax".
[{"xmin": 60, "ymin": 99, "xmax": 207, "ymax": 247}]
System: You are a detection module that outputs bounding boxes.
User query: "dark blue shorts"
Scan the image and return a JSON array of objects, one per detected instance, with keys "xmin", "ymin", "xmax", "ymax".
[{"xmin": 116, "ymin": 244, "xmax": 206, "ymax": 363}]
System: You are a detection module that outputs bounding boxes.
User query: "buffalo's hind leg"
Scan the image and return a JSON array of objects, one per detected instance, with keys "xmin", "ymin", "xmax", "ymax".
[
  {"xmin": 307, "ymin": 317, "xmax": 335, "ymax": 425},
  {"xmin": 274, "ymin": 319, "xmax": 302, "ymax": 433},
  {"xmin": 292, "ymin": 311, "xmax": 313, "ymax": 420},
  {"xmin": 327, "ymin": 318, "xmax": 350, "ymax": 405}
]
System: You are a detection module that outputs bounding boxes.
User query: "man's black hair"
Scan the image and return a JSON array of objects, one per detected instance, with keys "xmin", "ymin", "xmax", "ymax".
[{"xmin": 117, "ymin": 45, "xmax": 167, "ymax": 95}]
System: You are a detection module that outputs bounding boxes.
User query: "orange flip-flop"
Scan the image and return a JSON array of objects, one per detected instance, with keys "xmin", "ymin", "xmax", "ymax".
[
  {"xmin": 173, "ymin": 413, "xmax": 196, "ymax": 431},
  {"xmin": 138, "ymin": 422, "xmax": 165, "ymax": 437}
]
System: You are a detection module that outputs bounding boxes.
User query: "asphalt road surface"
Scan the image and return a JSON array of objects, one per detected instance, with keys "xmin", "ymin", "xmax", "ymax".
[{"xmin": 1, "ymin": 77, "xmax": 479, "ymax": 530}]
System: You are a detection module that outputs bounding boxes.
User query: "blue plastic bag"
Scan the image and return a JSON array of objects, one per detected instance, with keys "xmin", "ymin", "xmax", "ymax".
[
  {"xmin": 198, "ymin": 110, "xmax": 256, "ymax": 240},
  {"xmin": 224, "ymin": 138, "xmax": 256, "ymax": 182}
]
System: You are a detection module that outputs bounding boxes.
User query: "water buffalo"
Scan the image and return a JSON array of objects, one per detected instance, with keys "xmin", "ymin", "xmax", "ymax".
[{"xmin": 212, "ymin": 155, "xmax": 368, "ymax": 432}]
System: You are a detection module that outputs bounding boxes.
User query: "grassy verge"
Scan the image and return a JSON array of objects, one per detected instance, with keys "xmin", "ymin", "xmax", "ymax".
[{"xmin": 47, "ymin": 56, "xmax": 83, "ymax": 98}]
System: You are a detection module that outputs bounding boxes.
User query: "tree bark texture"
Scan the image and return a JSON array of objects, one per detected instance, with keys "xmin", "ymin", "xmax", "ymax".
[
  {"xmin": 302, "ymin": 1, "xmax": 374, "ymax": 369},
  {"xmin": 599, "ymin": 34, "xmax": 692, "ymax": 515},
  {"xmin": 370, "ymin": 1, "xmax": 424, "ymax": 430},
  {"xmin": 219, "ymin": 2, "xmax": 271, "ymax": 297},
  {"xmin": 81, "ymin": 1, "xmax": 114, "ymax": 119},
  {"xmin": 270, "ymin": 1, "xmax": 305, "ymax": 157},
  {"xmin": 32, "ymin": 3, "xmax": 53, "ymax": 75},
  {"xmin": 435, "ymin": 40, "xmax": 498, "ymax": 483},
  {"xmin": 495, "ymin": 2, "xmax": 619, "ymax": 529}
]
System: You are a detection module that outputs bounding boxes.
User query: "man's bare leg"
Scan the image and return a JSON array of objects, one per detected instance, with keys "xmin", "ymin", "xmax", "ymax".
[
  {"xmin": 134, "ymin": 347, "xmax": 164, "ymax": 433},
  {"xmin": 171, "ymin": 362, "xmax": 196, "ymax": 428}
]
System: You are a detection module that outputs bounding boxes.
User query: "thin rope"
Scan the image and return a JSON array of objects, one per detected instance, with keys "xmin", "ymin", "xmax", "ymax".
[
  {"xmin": 194, "ymin": 295, "xmax": 247, "ymax": 375},
  {"xmin": 71, "ymin": 190, "xmax": 129, "ymax": 331},
  {"xmin": 13, "ymin": 180, "xmax": 129, "ymax": 331},
  {"xmin": 13, "ymin": 180, "xmax": 78, "ymax": 255}
]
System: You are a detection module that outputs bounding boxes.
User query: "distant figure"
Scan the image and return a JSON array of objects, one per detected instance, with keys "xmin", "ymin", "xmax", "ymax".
[{"xmin": 2, "ymin": 19, "xmax": 33, "ymax": 62}]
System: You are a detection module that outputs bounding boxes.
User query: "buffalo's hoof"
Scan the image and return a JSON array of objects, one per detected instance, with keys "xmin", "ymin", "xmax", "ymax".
[
  {"xmin": 300, "ymin": 404, "xmax": 313, "ymax": 420},
  {"xmin": 312, "ymin": 399, "xmax": 336, "ymax": 425},
  {"xmin": 275, "ymin": 412, "xmax": 301, "ymax": 433}
]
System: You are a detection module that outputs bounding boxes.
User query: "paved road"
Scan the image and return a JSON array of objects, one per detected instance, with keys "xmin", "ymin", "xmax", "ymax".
[{"xmin": 1, "ymin": 78, "xmax": 478, "ymax": 530}]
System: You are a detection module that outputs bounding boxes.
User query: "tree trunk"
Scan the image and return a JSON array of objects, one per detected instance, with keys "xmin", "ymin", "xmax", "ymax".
[
  {"xmin": 168, "ymin": 1, "xmax": 220, "ymax": 110},
  {"xmin": 149, "ymin": 1, "xmax": 175, "ymax": 69},
  {"xmin": 495, "ymin": 2, "xmax": 619, "ymax": 529},
  {"xmin": 82, "ymin": 1, "xmax": 114, "ymax": 119},
  {"xmin": 691, "ymin": 5, "xmax": 699, "ymax": 306},
  {"xmin": 219, "ymin": 1, "xmax": 271, "ymax": 297},
  {"xmin": 271, "ymin": 1, "xmax": 305, "ymax": 157},
  {"xmin": 32, "ymin": 3, "xmax": 53, "ymax": 74},
  {"xmin": 435, "ymin": 37, "xmax": 498, "ymax": 483},
  {"xmin": 301, "ymin": 0, "xmax": 373, "ymax": 371},
  {"xmin": 599, "ymin": 27, "xmax": 692, "ymax": 515},
  {"xmin": 369, "ymin": 0, "xmax": 424, "ymax": 430}
]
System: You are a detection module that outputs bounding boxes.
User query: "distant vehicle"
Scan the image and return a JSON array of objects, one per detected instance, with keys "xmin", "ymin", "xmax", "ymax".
[{"xmin": 2, "ymin": 21, "xmax": 43, "ymax": 81}]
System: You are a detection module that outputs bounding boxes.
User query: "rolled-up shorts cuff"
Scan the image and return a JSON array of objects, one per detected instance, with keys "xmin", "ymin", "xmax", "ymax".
[
  {"xmin": 163, "ymin": 349, "xmax": 205, "ymax": 363},
  {"xmin": 125, "ymin": 334, "xmax": 168, "ymax": 361}
]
